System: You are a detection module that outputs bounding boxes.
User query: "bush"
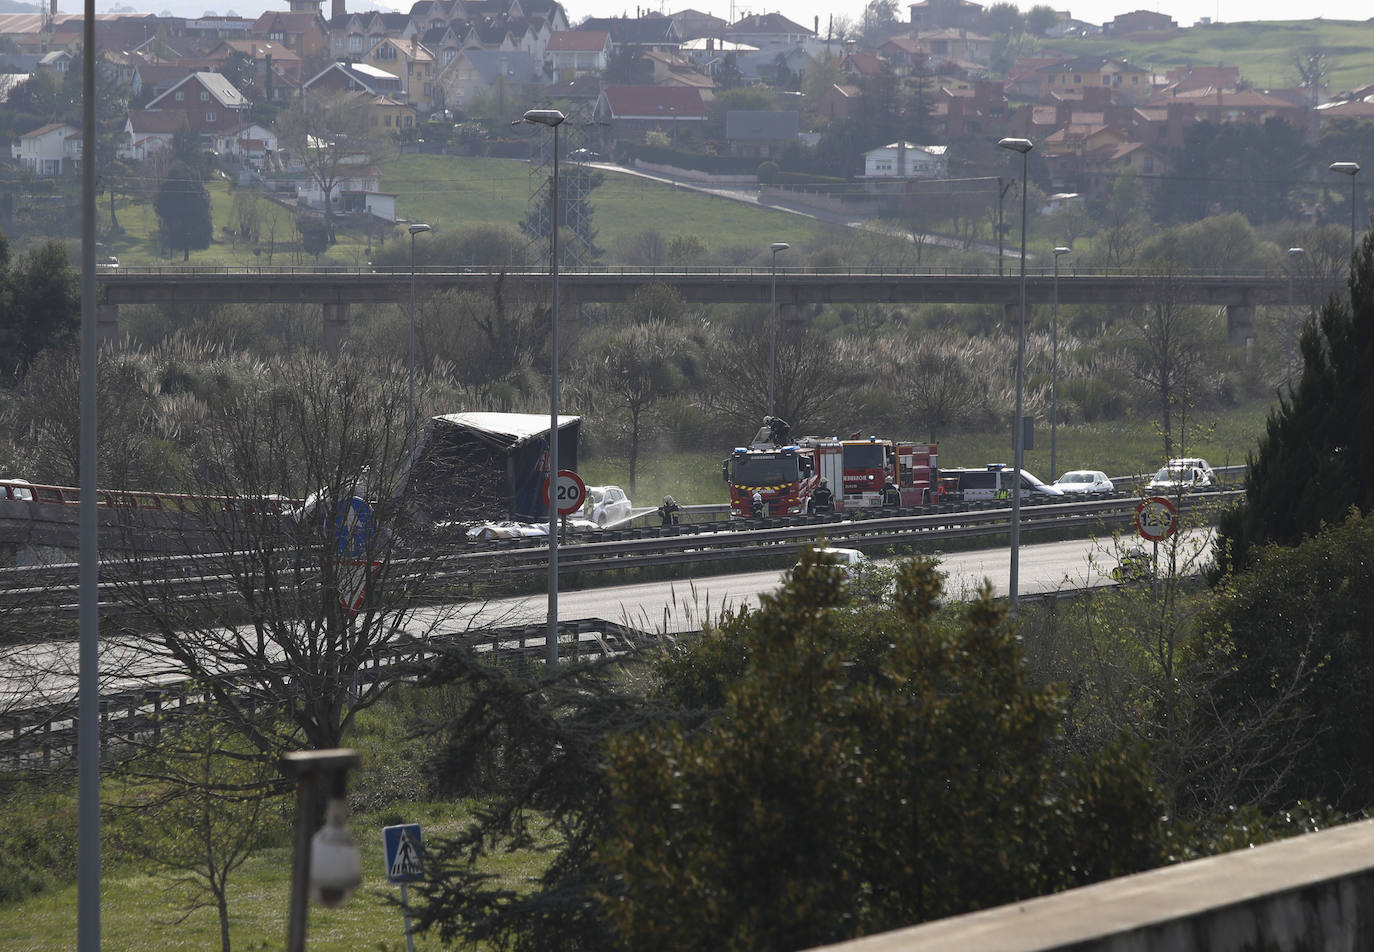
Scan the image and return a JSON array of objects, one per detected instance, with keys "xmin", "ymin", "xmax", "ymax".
[{"xmin": 756, "ymin": 160, "xmax": 779, "ymax": 184}]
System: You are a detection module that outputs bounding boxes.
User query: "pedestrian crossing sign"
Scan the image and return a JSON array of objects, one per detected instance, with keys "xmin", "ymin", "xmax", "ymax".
[{"xmin": 382, "ymin": 823, "xmax": 424, "ymax": 884}]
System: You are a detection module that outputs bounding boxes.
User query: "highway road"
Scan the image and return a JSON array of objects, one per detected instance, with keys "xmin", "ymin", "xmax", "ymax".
[{"xmin": 0, "ymin": 534, "xmax": 1205, "ymax": 721}]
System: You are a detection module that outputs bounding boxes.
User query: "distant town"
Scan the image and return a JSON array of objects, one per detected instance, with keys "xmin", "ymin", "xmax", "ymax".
[{"xmin": 0, "ymin": 0, "xmax": 1367, "ymax": 239}]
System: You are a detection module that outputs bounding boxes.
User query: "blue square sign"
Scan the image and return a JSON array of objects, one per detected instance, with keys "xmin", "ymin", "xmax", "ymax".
[{"xmin": 382, "ymin": 823, "xmax": 424, "ymax": 884}]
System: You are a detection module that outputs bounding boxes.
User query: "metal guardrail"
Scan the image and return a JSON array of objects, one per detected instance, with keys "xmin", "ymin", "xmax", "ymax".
[
  {"xmin": 0, "ymin": 488, "xmax": 1242, "ymax": 614},
  {"xmin": 0, "ymin": 617, "xmax": 654, "ymax": 765}
]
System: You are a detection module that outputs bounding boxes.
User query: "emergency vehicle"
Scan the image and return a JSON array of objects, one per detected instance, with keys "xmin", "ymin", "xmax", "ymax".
[{"xmin": 723, "ymin": 423, "xmax": 938, "ymax": 517}]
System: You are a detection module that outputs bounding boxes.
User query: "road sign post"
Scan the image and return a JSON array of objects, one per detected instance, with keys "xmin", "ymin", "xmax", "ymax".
[{"xmin": 382, "ymin": 823, "xmax": 424, "ymax": 952}]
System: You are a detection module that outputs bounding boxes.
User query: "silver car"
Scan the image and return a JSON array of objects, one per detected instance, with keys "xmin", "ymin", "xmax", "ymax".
[{"xmin": 584, "ymin": 485, "xmax": 633, "ymax": 526}]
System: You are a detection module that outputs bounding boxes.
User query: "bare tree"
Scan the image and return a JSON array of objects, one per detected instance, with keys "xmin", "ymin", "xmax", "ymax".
[
  {"xmin": 1119, "ymin": 263, "xmax": 1213, "ymax": 459},
  {"xmin": 277, "ymin": 91, "xmax": 390, "ymax": 241},
  {"xmin": 104, "ymin": 351, "xmax": 503, "ymax": 757},
  {"xmin": 701, "ymin": 319, "xmax": 853, "ymax": 434}
]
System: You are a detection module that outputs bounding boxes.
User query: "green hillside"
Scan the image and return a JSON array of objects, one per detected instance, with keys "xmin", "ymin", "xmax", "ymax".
[{"xmin": 1049, "ymin": 19, "xmax": 1374, "ymax": 93}]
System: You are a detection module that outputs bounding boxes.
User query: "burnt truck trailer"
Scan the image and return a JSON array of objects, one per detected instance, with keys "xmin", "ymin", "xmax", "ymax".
[{"xmin": 410, "ymin": 411, "xmax": 581, "ymax": 524}]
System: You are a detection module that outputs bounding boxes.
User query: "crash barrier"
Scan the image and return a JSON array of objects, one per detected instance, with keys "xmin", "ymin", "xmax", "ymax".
[
  {"xmin": 0, "ymin": 491, "xmax": 1241, "ymax": 617},
  {"xmin": 810, "ymin": 817, "xmax": 1374, "ymax": 952},
  {"xmin": 0, "ymin": 617, "xmax": 656, "ymax": 767},
  {"xmin": 0, "ymin": 479, "xmax": 299, "ymax": 512}
]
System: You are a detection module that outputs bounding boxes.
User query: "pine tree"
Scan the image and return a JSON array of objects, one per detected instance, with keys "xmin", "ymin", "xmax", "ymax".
[{"xmin": 1216, "ymin": 228, "xmax": 1374, "ymax": 572}]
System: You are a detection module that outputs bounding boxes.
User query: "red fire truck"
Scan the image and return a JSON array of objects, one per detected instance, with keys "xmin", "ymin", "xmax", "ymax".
[
  {"xmin": 723, "ymin": 422, "xmax": 937, "ymax": 517},
  {"xmin": 838, "ymin": 436, "xmax": 939, "ymax": 509}
]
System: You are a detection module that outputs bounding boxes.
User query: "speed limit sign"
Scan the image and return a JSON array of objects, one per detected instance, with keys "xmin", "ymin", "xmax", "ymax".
[
  {"xmin": 1135, "ymin": 496, "xmax": 1179, "ymax": 542},
  {"xmin": 544, "ymin": 469, "xmax": 587, "ymax": 516}
]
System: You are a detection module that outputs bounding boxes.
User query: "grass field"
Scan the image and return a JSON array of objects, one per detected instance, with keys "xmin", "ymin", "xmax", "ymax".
[
  {"xmin": 1051, "ymin": 19, "xmax": 1374, "ymax": 93},
  {"xmin": 576, "ymin": 398, "xmax": 1274, "ymax": 508}
]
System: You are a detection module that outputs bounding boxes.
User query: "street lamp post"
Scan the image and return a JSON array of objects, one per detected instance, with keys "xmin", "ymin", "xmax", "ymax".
[
  {"xmin": 997, "ymin": 177, "xmax": 1014, "ymax": 277},
  {"xmin": 522, "ymin": 107, "xmax": 566, "ymax": 666},
  {"xmin": 769, "ymin": 241, "xmax": 789, "ymax": 417},
  {"xmin": 1330, "ymin": 161, "xmax": 1361, "ymax": 258},
  {"xmin": 1051, "ymin": 245, "xmax": 1070, "ymax": 481},
  {"xmin": 998, "ymin": 136, "xmax": 1033, "ymax": 608},
  {"xmin": 407, "ymin": 222, "xmax": 430, "ymax": 462},
  {"xmin": 1287, "ymin": 246, "xmax": 1304, "ymax": 391}
]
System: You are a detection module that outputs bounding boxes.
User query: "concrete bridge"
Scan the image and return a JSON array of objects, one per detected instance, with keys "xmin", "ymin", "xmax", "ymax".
[{"xmin": 97, "ymin": 268, "xmax": 1315, "ymax": 353}]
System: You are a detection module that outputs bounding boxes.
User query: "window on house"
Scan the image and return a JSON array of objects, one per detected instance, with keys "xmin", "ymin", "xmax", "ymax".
[
  {"xmin": 385, "ymin": 115, "xmax": 392, "ymax": 126},
  {"xmin": 201, "ymin": 90, "xmax": 209, "ymax": 100},
  {"xmin": 270, "ymin": 30, "xmax": 284, "ymax": 40},
  {"xmin": 1132, "ymin": 75, "xmax": 1139, "ymax": 84},
  {"xmin": 1144, "ymin": 157, "xmax": 1154, "ymax": 172},
  {"xmin": 1073, "ymin": 74, "xmax": 1082, "ymax": 83},
  {"xmin": 349, "ymin": 35, "xmax": 362, "ymax": 51},
  {"xmin": 404, "ymin": 115, "xmax": 413, "ymax": 127},
  {"xmin": 175, "ymin": 91, "xmax": 185, "ymax": 100},
  {"xmin": 206, "ymin": 111, "xmax": 216, "ymax": 122}
]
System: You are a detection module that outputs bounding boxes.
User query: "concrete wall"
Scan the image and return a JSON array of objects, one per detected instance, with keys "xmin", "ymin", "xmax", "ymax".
[{"xmin": 812, "ymin": 818, "xmax": 1374, "ymax": 951}]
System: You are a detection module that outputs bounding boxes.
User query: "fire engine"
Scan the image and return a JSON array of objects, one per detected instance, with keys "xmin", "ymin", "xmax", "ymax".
[{"xmin": 722, "ymin": 420, "xmax": 938, "ymax": 517}]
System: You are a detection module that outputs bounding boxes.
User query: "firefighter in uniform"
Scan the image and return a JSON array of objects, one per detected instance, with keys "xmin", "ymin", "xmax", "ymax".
[
  {"xmin": 811, "ymin": 478, "xmax": 835, "ymax": 513},
  {"xmin": 751, "ymin": 491, "xmax": 765, "ymax": 518},
  {"xmin": 658, "ymin": 495, "xmax": 682, "ymax": 526},
  {"xmin": 882, "ymin": 477, "xmax": 901, "ymax": 508}
]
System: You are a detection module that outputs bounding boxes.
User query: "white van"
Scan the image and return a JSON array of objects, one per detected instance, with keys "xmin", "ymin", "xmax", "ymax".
[{"xmin": 943, "ymin": 464, "xmax": 1063, "ymax": 502}]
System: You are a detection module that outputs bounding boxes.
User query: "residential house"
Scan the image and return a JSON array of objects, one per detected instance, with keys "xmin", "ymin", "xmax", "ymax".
[
  {"xmin": 817, "ymin": 83, "xmax": 861, "ymax": 120},
  {"xmin": 725, "ymin": 109, "xmax": 798, "ymax": 158},
  {"xmin": 578, "ymin": 13, "xmax": 681, "ymax": 54},
  {"xmin": 726, "ymin": 11, "xmax": 814, "ymax": 51},
  {"xmin": 214, "ymin": 122, "xmax": 279, "ymax": 161},
  {"xmin": 734, "ymin": 46, "xmax": 812, "ymax": 85},
  {"xmin": 915, "ymin": 28, "xmax": 992, "ymax": 69},
  {"xmin": 119, "ymin": 109, "xmax": 188, "ymax": 161},
  {"xmin": 907, "ymin": 0, "xmax": 983, "ymax": 31},
  {"xmin": 593, "ymin": 84, "xmax": 707, "ymax": 138},
  {"xmin": 145, "ymin": 72, "xmax": 249, "ymax": 139},
  {"xmin": 360, "ymin": 94, "xmax": 414, "ymax": 134},
  {"xmin": 1036, "ymin": 56, "xmax": 1152, "ymax": 104},
  {"xmin": 365, "ymin": 36, "xmax": 436, "ymax": 110},
  {"xmin": 934, "ymin": 79, "xmax": 1006, "ymax": 137},
  {"xmin": 1107, "ymin": 10, "xmax": 1176, "ymax": 34},
  {"xmin": 435, "ymin": 48, "xmax": 543, "ymax": 109},
  {"xmin": 205, "ymin": 39, "xmax": 302, "ymax": 100},
  {"xmin": 863, "ymin": 141, "xmax": 948, "ymax": 178},
  {"xmin": 250, "ymin": 10, "xmax": 328, "ymax": 68},
  {"xmin": 37, "ymin": 49, "xmax": 72, "ymax": 73},
  {"xmin": 639, "ymin": 50, "xmax": 714, "ymax": 90},
  {"xmin": 545, "ymin": 30, "xmax": 610, "ymax": 77},
  {"xmin": 840, "ymin": 51, "xmax": 885, "ymax": 81},
  {"xmin": 13, "ymin": 122, "xmax": 81, "ymax": 176},
  {"xmin": 298, "ymin": 163, "xmax": 380, "ymax": 210},
  {"xmin": 879, "ymin": 36, "xmax": 929, "ymax": 71},
  {"xmin": 670, "ymin": 8, "xmax": 728, "ymax": 40},
  {"xmin": 131, "ymin": 62, "xmax": 194, "ymax": 102},
  {"xmin": 1145, "ymin": 86, "xmax": 1305, "ymax": 128},
  {"xmin": 303, "ymin": 60, "xmax": 404, "ymax": 97}
]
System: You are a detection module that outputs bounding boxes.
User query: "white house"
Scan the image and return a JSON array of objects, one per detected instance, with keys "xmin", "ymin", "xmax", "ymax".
[
  {"xmin": 214, "ymin": 122, "xmax": 279, "ymax": 161},
  {"xmin": 298, "ymin": 165, "xmax": 381, "ymax": 211},
  {"xmin": 12, "ymin": 122, "xmax": 81, "ymax": 176},
  {"xmin": 119, "ymin": 109, "xmax": 187, "ymax": 162},
  {"xmin": 863, "ymin": 141, "xmax": 948, "ymax": 178}
]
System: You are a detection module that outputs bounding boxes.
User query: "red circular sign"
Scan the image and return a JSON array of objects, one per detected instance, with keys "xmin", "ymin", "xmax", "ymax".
[
  {"xmin": 1135, "ymin": 496, "xmax": 1179, "ymax": 542},
  {"xmin": 543, "ymin": 469, "xmax": 587, "ymax": 516}
]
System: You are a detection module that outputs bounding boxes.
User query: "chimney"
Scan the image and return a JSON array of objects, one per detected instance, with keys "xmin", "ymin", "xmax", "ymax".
[{"xmin": 332, "ymin": 0, "xmax": 345, "ymax": 19}]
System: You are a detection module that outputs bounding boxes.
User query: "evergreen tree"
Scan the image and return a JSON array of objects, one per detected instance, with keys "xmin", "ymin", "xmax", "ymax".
[
  {"xmin": 154, "ymin": 161, "xmax": 213, "ymax": 261},
  {"xmin": 1216, "ymin": 229, "xmax": 1374, "ymax": 572},
  {"xmin": 0, "ymin": 232, "xmax": 79, "ymax": 375}
]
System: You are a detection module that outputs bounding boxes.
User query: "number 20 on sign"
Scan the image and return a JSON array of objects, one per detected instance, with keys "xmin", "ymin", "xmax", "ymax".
[{"xmin": 544, "ymin": 470, "xmax": 587, "ymax": 516}]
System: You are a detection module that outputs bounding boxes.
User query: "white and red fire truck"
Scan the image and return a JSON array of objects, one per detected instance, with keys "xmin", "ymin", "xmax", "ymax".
[{"xmin": 722, "ymin": 421, "xmax": 938, "ymax": 518}]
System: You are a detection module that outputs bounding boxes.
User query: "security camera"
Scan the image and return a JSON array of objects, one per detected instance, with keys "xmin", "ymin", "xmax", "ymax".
[{"xmin": 309, "ymin": 795, "xmax": 362, "ymax": 908}]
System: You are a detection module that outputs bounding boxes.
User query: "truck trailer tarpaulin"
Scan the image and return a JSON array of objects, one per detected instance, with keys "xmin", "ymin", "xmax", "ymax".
[{"xmin": 412, "ymin": 412, "xmax": 581, "ymax": 523}]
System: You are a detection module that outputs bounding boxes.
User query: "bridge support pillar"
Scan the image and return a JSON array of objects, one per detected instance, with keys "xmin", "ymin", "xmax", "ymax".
[
  {"xmin": 323, "ymin": 303, "xmax": 350, "ymax": 357},
  {"xmin": 1226, "ymin": 304, "xmax": 1255, "ymax": 346},
  {"xmin": 98, "ymin": 303, "xmax": 120, "ymax": 349}
]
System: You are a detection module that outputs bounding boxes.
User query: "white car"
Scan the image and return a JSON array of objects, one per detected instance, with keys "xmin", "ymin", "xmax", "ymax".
[
  {"xmin": 1052, "ymin": 470, "xmax": 1114, "ymax": 494},
  {"xmin": 1167, "ymin": 457, "xmax": 1217, "ymax": 485},
  {"xmin": 1147, "ymin": 464, "xmax": 1213, "ymax": 494},
  {"xmin": 804, "ymin": 546, "xmax": 869, "ymax": 576},
  {"xmin": 584, "ymin": 485, "xmax": 632, "ymax": 527}
]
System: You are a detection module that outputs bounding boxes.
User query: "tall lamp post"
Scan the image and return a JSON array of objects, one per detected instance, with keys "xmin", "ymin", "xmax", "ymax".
[
  {"xmin": 1330, "ymin": 161, "xmax": 1360, "ymax": 259},
  {"xmin": 1286, "ymin": 246, "xmax": 1304, "ymax": 391},
  {"xmin": 407, "ymin": 222, "xmax": 430, "ymax": 461},
  {"xmin": 769, "ymin": 241, "xmax": 789, "ymax": 417},
  {"xmin": 522, "ymin": 107, "xmax": 566, "ymax": 665},
  {"xmin": 998, "ymin": 136, "xmax": 1032, "ymax": 608},
  {"xmin": 1050, "ymin": 245, "xmax": 1070, "ymax": 481}
]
